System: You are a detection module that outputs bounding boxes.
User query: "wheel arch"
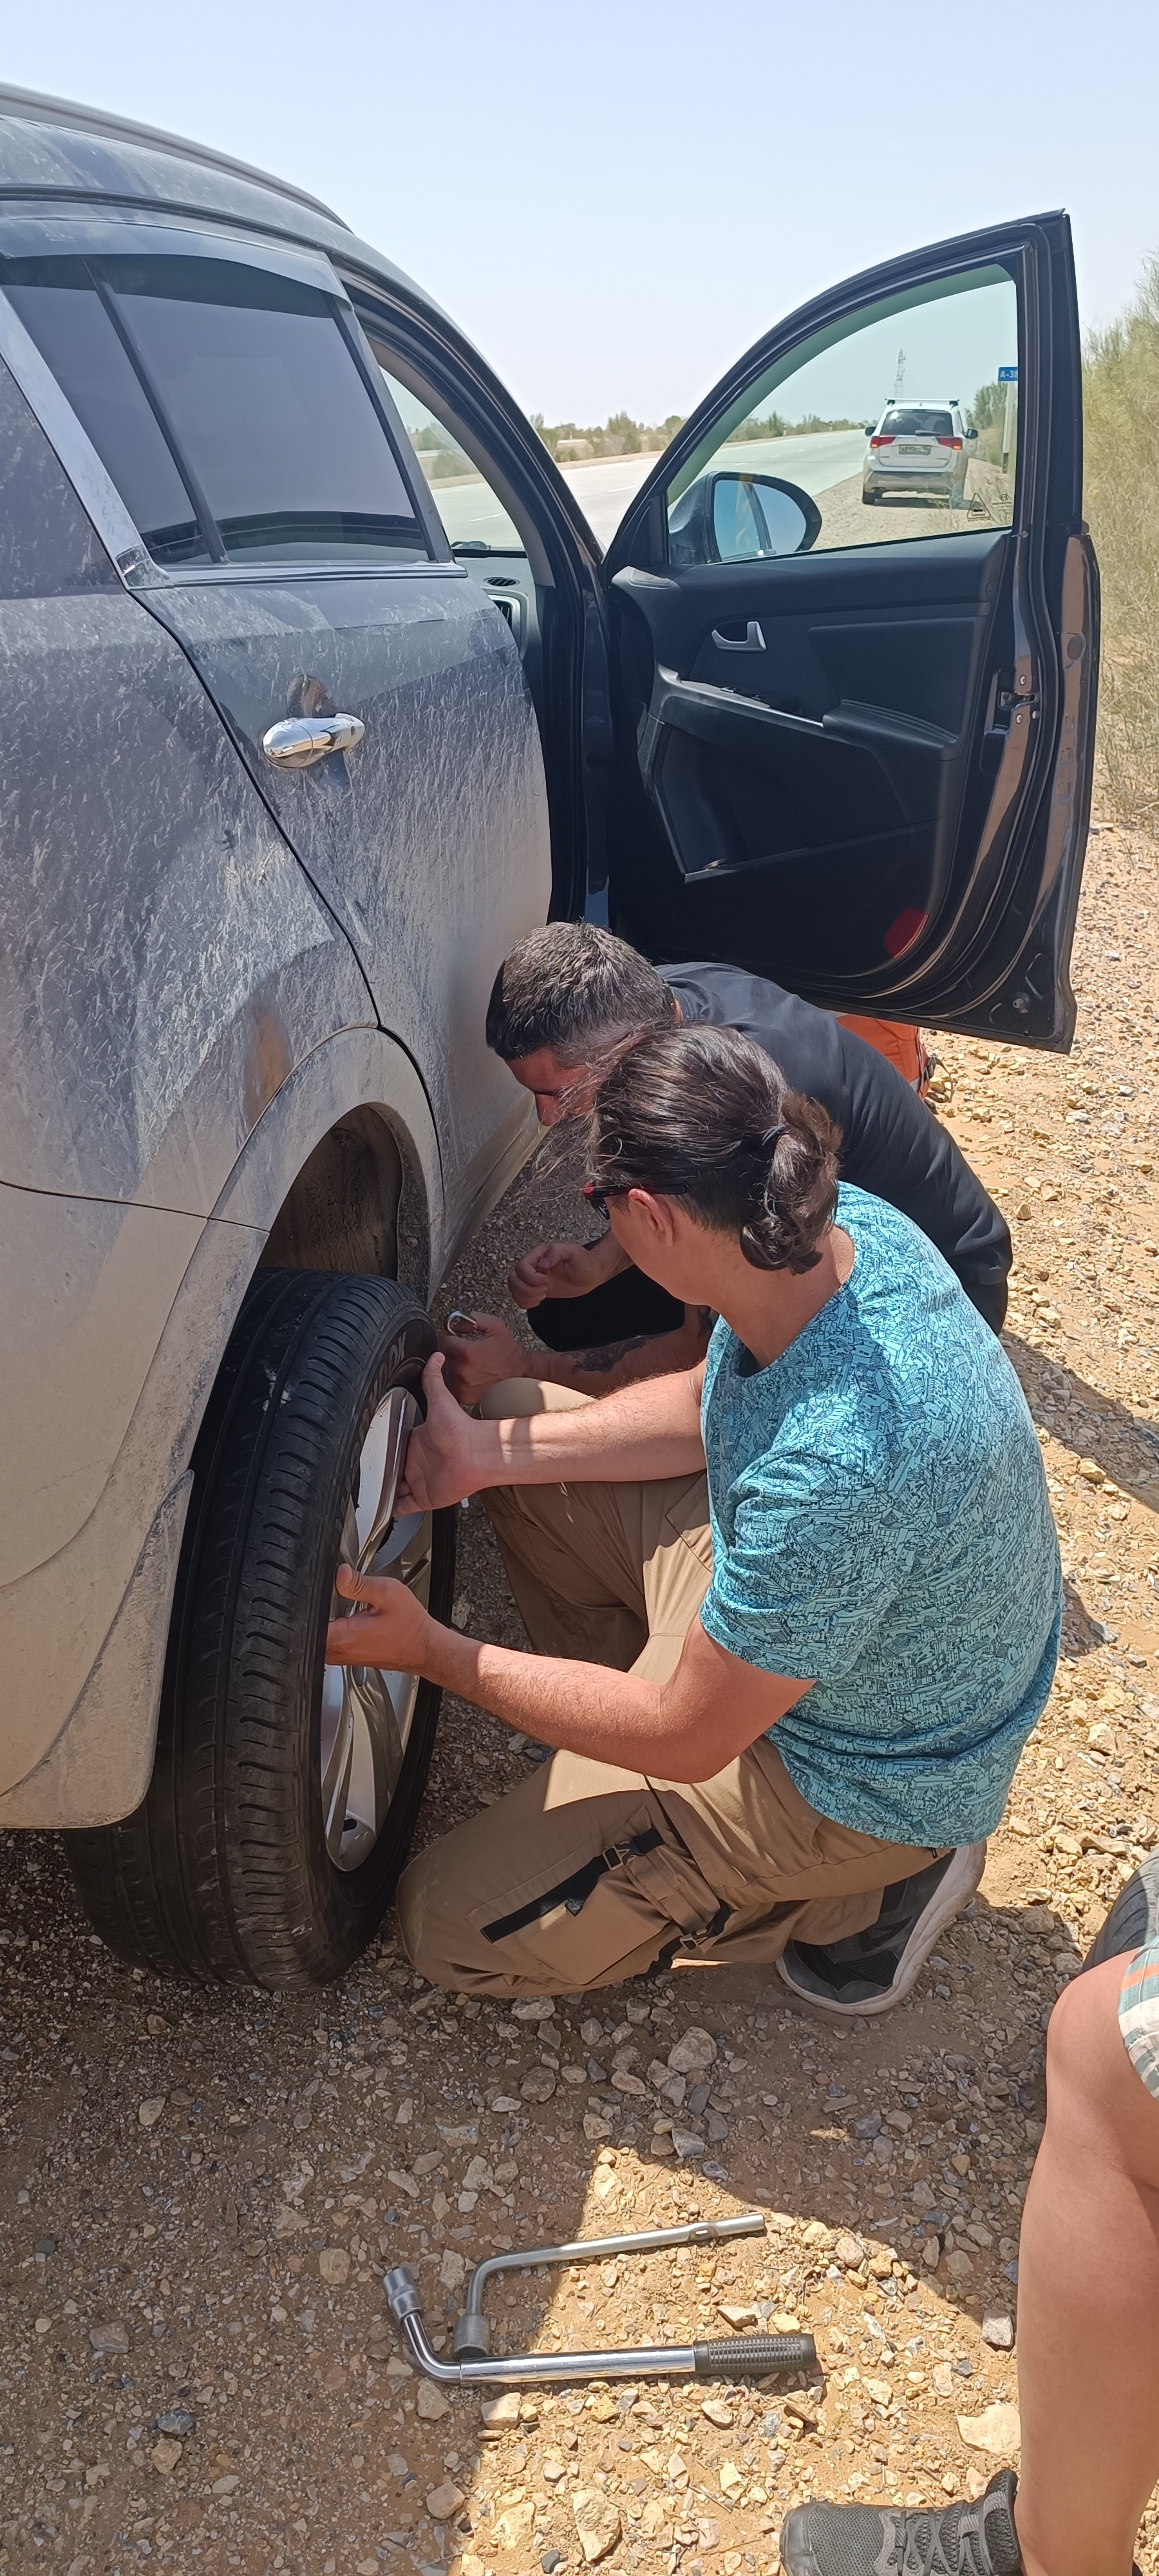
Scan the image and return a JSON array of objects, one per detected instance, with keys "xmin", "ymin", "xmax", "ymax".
[
  {"xmin": 0, "ymin": 1030, "xmax": 445, "ymax": 1830},
  {"xmin": 215, "ymin": 1026, "xmax": 445, "ymax": 1303}
]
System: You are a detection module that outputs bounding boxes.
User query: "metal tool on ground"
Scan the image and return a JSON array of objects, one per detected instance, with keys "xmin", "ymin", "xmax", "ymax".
[{"xmin": 384, "ymin": 2212, "xmax": 817, "ymax": 2388}]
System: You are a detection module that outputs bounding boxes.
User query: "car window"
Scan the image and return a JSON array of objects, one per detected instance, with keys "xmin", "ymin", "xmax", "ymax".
[
  {"xmin": 4, "ymin": 264, "xmax": 211, "ymax": 564},
  {"xmin": 0, "ymin": 355, "xmax": 118, "ymax": 597},
  {"xmin": 878, "ymin": 407, "xmax": 955, "ymax": 437},
  {"xmin": 373, "ymin": 359, "xmax": 525, "ymax": 558},
  {"xmin": 665, "ymin": 263, "xmax": 1019, "ymax": 563},
  {"xmin": 3, "ymin": 255, "xmax": 429, "ymax": 569}
]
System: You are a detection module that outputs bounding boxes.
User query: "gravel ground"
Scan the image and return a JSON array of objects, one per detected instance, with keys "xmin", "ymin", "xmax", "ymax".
[
  {"xmin": 4, "ymin": 814, "xmax": 1159, "ymax": 2576},
  {"xmin": 806, "ymin": 459, "xmax": 1013, "ymax": 550}
]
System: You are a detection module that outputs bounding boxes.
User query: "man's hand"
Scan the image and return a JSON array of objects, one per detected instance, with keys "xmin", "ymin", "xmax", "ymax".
[
  {"xmin": 326, "ymin": 1564, "xmax": 433, "ymax": 1674},
  {"xmin": 440, "ymin": 1313, "xmax": 531, "ymax": 1404},
  {"xmin": 396, "ymin": 1353, "xmax": 486, "ymax": 1511},
  {"xmin": 508, "ymin": 1235, "xmax": 628, "ymax": 1309}
]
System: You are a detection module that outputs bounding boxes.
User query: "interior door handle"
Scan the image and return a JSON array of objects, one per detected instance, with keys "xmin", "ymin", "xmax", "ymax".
[
  {"xmin": 711, "ymin": 621, "xmax": 766, "ymax": 652},
  {"xmin": 262, "ymin": 712, "xmax": 365, "ymax": 769}
]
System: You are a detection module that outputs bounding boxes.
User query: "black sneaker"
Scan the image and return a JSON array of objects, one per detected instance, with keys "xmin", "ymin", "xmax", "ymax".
[
  {"xmin": 780, "ymin": 2467, "xmax": 1022, "ymax": 2575},
  {"xmin": 777, "ymin": 1842, "xmax": 986, "ymax": 2016}
]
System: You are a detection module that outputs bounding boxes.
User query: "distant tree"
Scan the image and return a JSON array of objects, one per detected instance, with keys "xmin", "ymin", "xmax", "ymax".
[
  {"xmin": 969, "ymin": 381, "xmax": 1004, "ymax": 431},
  {"xmin": 726, "ymin": 412, "xmax": 788, "ymax": 442},
  {"xmin": 727, "ymin": 410, "xmax": 858, "ymax": 440},
  {"xmin": 531, "ymin": 409, "xmax": 687, "ymax": 457}
]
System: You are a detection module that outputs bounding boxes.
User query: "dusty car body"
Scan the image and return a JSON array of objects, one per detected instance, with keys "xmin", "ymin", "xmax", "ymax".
[{"xmin": 0, "ymin": 84, "xmax": 1098, "ymax": 1984}]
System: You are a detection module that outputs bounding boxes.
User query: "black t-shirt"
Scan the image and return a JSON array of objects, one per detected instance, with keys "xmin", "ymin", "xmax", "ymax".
[{"xmin": 667, "ymin": 963, "xmax": 1010, "ymax": 1329}]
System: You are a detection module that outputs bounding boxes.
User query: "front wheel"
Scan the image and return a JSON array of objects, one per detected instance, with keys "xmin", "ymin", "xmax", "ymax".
[{"xmin": 68, "ymin": 1272, "xmax": 454, "ymax": 1989}]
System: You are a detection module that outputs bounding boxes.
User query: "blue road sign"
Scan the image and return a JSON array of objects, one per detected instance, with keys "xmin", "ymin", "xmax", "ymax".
[{"xmin": 997, "ymin": 365, "xmax": 1019, "ymax": 382}]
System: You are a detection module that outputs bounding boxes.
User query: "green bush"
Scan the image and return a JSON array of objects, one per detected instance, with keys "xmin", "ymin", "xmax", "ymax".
[{"xmin": 1084, "ymin": 256, "xmax": 1159, "ymax": 827}]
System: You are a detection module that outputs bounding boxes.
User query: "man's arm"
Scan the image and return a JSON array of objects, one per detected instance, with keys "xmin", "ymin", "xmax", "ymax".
[
  {"xmin": 327, "ymin": 1567, "xmax": 811, "ymax": 1781},
  {"xmin": 441, "ymin": 1307, "xmax": 712, "ymax": 1405},
  {"xmin": 399, "ymin": 1349, "xmax": 706, "ymax": 1512}
]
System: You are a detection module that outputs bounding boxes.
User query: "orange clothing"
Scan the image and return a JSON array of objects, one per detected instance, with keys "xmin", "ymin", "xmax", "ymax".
[{"xmin": 837, "ymin": 1014, "xmax": 928, "ymax": 1090}]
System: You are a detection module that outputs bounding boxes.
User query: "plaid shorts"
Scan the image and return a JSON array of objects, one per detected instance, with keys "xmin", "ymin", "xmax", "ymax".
[{"xmin": 1118, "ymin": 1933, "xmax": 1159, "ymax": 2099}]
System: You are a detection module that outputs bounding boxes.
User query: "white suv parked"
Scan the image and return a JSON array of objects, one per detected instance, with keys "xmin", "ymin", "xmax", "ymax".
[{"xmin": 863, "ymin": 400, "xmax": 975, "ymax": 505}]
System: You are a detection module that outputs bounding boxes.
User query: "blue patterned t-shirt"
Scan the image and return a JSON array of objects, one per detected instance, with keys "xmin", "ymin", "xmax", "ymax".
[{"xmin": 699, "ymin": 1184, "xmax": 1060, "ymax": 1848}]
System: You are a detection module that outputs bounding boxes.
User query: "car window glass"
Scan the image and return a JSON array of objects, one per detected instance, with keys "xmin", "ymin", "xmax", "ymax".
[
  {"xmin": 4, "ymin": 265, "xmax": 211, "ymax": 565},
  {"xmin": 5, "ymin": 256, "xmax": 429, "ymax": 569},
  {"xmin": 880, "ymin": 408, "xmax": 955, "ymax": 438},
  {"xmin": 665, "ymin": 263, "xmax": 1018, "ymax": 562},
  {"xmin": 0, "ymin": 355, "xmax": 117, "ymax": 598},
  {"xmin": 375, "ymin": 362, "xmax": 525, "ymax": 557}
]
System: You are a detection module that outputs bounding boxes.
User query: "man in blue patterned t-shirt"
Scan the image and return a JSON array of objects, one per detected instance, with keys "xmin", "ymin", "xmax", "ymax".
[{"xmin": 326, "ymin": 1026, "xmax": 1059, "ymax": 2011}]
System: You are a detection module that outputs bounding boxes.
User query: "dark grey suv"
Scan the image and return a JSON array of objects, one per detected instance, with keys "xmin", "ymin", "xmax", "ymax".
[{"xmin": 0, "ymin": 84, "xmax": 1098, "ymax": 1987}]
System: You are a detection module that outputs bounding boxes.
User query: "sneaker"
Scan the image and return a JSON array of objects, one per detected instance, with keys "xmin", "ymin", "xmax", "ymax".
[
  {"xmin": 776, "ymin": 1842, "xmax": 987, "ymax": 2017},
  {"xmin": 780, "ymin": 2467, "xmax": 1022, "ymax": 2575},
  {"xmin": 1084, "ymin": 1846, "xmax": 1159, "ymax": 1969}
]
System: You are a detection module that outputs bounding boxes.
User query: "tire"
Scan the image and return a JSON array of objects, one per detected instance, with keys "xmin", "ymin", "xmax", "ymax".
[
  {"xmin": 68, "ymin": 1271, "xmax": 454, "ymax": 1989},
  {"xmin": 862, "ymin": 487, "xmax": 879, "ymax": 504}
]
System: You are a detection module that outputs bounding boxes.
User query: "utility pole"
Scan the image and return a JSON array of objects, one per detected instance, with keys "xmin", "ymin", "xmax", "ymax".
[
  {"xmin": 998, "ymin": 365, "xmax": 1018, "ymax": 473},
  {"xmin": 892, "ymin": 348, "xmax": 907, "ymax": 402}
]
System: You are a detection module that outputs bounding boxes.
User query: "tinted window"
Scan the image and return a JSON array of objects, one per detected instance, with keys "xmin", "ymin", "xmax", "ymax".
[
  {"xmin": 5, "ymin": 266, "xmax": 209, "ymax": 564},
  {"xmin": 0, "ymin": 358, "xmax": 117, "ymax": 598},
  {"xmin": 5, "ymin": 255, "xmax": 428, "ymax": 569},
  {"xmin": 113, "ymin": 261, "xmax": 426, "ymax": 564},
  {"xmin": 880, "ymin": 408, "xmax": 955, "ymax": 437}
]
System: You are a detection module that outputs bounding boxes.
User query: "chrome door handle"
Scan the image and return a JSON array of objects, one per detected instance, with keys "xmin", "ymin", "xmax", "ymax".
[
  {"xmin": 711, "ymin": 621, "xmax": 766, "ymax": 652},
  {"xmin": 262, "ymin": 712, "xmax": 365, "ymax": 769}
]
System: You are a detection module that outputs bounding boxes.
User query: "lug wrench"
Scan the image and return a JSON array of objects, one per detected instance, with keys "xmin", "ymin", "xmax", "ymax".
[{"xmin": 384, "ymin": 2211, "xmax": 816, "ymax": 2387}]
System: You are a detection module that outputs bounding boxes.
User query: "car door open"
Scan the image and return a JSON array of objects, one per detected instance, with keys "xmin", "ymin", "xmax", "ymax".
[{"xmin": 603, "ymin": 214, "xmax": 1097, "ymax": 1048}]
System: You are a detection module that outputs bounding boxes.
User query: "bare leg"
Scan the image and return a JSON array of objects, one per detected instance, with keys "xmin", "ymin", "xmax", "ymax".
[{"xmin": 1015, "ymin": 1952, "xmax": 1159, "ymax": 2576}]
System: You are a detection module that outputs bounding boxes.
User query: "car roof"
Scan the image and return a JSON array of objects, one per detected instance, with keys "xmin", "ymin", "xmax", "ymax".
[
  {"xmin": 0, "ymin": 82, "xmax": 444, "ymax": 326},
  {"xmin": 0, "ymin": 80, "xmax": 344, "ymax": 221},
  {"xmin": 881, "ymin": 398, "xmax": 961, "ymax": 411}
]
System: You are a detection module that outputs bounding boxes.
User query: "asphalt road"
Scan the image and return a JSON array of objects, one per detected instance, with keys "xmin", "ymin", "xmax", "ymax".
[
  {"xmin": 429, "ymin": 429, "xmax": 868, "ymax": 554},
  {"xmin": 557, "ymin": 429, "xmax": 868, "ymax": 549}
]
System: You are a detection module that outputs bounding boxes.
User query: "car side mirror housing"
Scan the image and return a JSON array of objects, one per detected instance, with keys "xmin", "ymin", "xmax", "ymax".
[
  {"xmin": 669, "ymin": 470, "xmax": 822, "ymax": 566},
  {"xmin": 864, "ymin": 424, "xmax": 876, "ymax": 436},
  {"xmin": 966, "ymin": 426, "xmax": 979, "ymax": 439}
]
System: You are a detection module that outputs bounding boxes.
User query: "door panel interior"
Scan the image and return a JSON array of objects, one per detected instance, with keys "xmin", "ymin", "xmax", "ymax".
[
  {"xmin": 610, "ymin": 530, "xmax": 1008, "ymax": 988},
  {"xmin": 603, "ymin": 216, "xmax": 1095, "ymax": 1045}
]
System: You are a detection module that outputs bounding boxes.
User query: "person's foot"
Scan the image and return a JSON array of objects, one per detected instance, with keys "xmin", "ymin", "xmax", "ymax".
[
  {"xmin": 1084, "ymin": 1846, "xmax": 1159, "ymax": 1968},
  {"xmin": 776, "ymin": 1842, "xmax": 986, "ymax": 2016},
  {"xmin": 780, "ymin": 2467, "xmax": 1022, "ymax": 2574}
]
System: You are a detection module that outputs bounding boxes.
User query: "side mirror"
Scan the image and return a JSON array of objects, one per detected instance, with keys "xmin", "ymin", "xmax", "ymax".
[
  {"xmin": 864, "ymin": 425, "xmax": 877, "ymax": 437},
  {"xmin": 712, "ymin": 473, "xmax": 822, "ymax": 562},
  {"xmin": 966, "ymin": 426, "xmax": 979, "ymax": 440},
  {"xmin": 669, "ymin": 470, "xmax": 822, "ymax": 565}
]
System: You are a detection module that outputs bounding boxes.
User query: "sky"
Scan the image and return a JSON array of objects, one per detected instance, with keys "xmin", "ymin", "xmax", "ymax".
[{"xmin": 2, "ymin": 0, "xmax": 1156, "ymax": 426}]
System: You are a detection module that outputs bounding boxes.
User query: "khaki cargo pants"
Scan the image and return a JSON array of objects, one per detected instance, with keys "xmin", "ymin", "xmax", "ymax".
[{"xmin": 397, "ymin": 1383, "xmax": 935, "ymax": 1996}]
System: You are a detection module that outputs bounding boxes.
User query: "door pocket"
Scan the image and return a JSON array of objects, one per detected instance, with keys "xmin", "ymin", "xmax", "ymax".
[{"xmin": 809, "ymin": 614, "xmax": 989, "ymax": 735}]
